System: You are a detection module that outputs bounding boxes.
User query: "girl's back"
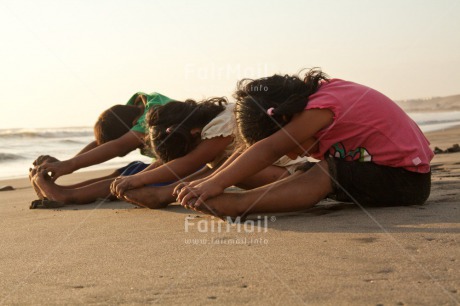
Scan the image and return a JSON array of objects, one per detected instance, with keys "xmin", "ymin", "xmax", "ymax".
[{"xmin": 306, "ymin": 79, "xmax": 433, "ymax": 173}]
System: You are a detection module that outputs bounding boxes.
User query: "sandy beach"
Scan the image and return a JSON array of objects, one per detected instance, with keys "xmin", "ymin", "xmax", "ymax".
[{"xmin": 0, "ymin": 128, "xmax": 459, "ymax": 305}]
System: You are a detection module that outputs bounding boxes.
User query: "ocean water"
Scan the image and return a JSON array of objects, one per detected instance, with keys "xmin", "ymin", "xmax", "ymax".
[
  {"xmin": 0, "ymin": 127, "xmax": 151, "ymax": 179},
  {"xmin": 1, "ymin": 111, "xmax": 459, "ymax": 180},
  {"xmin": 406, "ymin": 111, "xmax": 460, "ymax": 132}
]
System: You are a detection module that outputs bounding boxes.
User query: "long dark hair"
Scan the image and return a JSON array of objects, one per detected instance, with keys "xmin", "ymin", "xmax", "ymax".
[
  {"xmin": 94, "ymin": 104, "xmax": 142, "ymax": 145},
  {"xmin": 147, "ymin": 97, "xmax": 227, "ymax": 162},
  {"xmin": 234, "ymin": 68, "xmax": 329, "ymax": 146}
]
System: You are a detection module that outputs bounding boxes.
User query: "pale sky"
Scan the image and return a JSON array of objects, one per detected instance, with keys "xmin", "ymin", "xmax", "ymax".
[{"xmin": 0, "ymin": 0, "xmax": 459, "ymax": 129}]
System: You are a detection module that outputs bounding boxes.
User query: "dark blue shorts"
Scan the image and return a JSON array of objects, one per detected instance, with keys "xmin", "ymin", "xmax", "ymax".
[
  {"xmin": 117, "ymin": 161, "xmax": 149, "ymax": 176},
  {"xmin": 117, "ymin": 161, "xmax": 173, "ymax": 187}
]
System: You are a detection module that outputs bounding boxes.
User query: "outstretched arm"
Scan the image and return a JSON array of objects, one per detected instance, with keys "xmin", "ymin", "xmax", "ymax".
[
  {"xmin": 33, "ymin": 139, "xmax": 100, "ymax": 166},
  {"xmin": 178, "ymin": 109, "xmax": 333, "ymax": 205},
  {"xmin": 40, "ymin": 131, "xmax": 145, "ymax": 180},
  {"xmin": 32, "ymin": 140, "xmax": 101, "ymax": 167},
  {"xmin": 75, "ymin": 140, "xmax": 99, "ymax": 156},
  {"xmin": 172, "ymin": 147, "xmax": 243, "ymax": 195},
  {"xmin": 110, "ymin": 136, "xmax": 233, "ymax": 197}
]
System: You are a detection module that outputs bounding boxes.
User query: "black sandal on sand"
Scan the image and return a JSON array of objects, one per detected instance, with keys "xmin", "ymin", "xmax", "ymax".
[{"xmin": 30, "ymin": 199, "xmax": 65, "ymax": 209}]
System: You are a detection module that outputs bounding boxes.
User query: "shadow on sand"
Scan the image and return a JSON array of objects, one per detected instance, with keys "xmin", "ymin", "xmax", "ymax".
[{"xmin": 38, "ymin": 179, "xmax": 459, "ymax": 234}]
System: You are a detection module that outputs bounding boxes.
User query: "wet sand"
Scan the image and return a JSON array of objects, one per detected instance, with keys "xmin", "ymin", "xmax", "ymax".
[{"xmin": 0, "ymin": 127, "xmax": 459, "ymax": 305}]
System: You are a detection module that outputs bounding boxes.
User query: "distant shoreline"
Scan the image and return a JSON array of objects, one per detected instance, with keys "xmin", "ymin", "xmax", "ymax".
[
  {"xmin": 396, "ymin": 94, "xmax": 460, "ymax": 113},
  {"xmin": 402, "ymin": 108, "xmax": 460, "ymax": 113}
]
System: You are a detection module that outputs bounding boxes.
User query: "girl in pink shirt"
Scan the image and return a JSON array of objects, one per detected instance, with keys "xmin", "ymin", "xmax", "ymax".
[{"xmin": 176, "ymin": 69, "xmax": 433, "ymax": 219}]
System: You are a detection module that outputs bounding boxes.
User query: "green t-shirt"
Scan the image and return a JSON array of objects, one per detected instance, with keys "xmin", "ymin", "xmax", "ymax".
[{"xmin": 126, "ymin": 92, "xmax": 174, "ymax": 133}]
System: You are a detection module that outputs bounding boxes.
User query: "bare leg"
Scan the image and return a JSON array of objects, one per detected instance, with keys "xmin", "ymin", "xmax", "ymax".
[
  {"xmin": 192, "ymin": 160, "xmax": 332, "ymax": 219},
  {"xmin": 122, "ymin": 166, "xmax": 215, "ymax": 208},
  {"xmin": 34, "ymin": 171, "xmax": 116, "ymax": 204},
  {"xmin": 236, "ymin": 165, "xmax": 290, "ymax": 189},
  {"xmin": 122, "ymin": 165, "xmax": 290, "ymax": 209},
  {"xmin": 122, "ymin": 185, "xmax": 175, "ymax": 209},
  {"xmin": 57, "ymin": 171, "xmax": 120, "ymax": 189}
]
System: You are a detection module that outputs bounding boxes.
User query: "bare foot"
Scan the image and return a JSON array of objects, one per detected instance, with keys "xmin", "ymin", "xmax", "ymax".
[
  {"xmin": 33, "ymin": 155, "xmax": 59, "ymax": 166},
  {"xmin": 191, "ymin": 192, "xmax": 245, "ymax": 221},
  {"xmin": 29, "ymin": 167, "xmax": 46, "ymax": 200},
  {"xmin": 122, "ymin": 186, "xmax": 175, "ymax": 209},
  {"xmin": 33, "ymin": 171, "xmax": 66, "ymax": 203}
]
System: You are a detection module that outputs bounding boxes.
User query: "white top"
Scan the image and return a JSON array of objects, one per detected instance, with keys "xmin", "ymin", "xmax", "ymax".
[
  {"xmin": 273, "ymin": 155, "xmax": 309, "ymax": 174},
  {"xmin": 200, "ymin": 102, "xmax": 309, "ymax": 172},
  {"xmin": 201, "ymin": 103, "xmax": 236, "ymax": 168}
]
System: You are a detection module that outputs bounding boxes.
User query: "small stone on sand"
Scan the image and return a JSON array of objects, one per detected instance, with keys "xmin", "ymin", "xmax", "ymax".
[{"xmin": 0, "ymin": 185, "xmax": 14, "ymax": 191}]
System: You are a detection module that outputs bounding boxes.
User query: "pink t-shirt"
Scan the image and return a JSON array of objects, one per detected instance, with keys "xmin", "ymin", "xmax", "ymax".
[{"xmin": 306, "ymin": 79, "xmax": 433, "ymax": 173}]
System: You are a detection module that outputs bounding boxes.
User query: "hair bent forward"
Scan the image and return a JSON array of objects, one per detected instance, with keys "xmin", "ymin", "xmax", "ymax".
[
  {"xmin": 234, "ymin": 68, "xmax": 329, "ymax": 146},
  {"xmin": 147, "ymin": 97, "xmax": 227, "ymax": 162},
  {"xmin": 94, "ymin": 104, "xmax": 143, "ymax": 145}
]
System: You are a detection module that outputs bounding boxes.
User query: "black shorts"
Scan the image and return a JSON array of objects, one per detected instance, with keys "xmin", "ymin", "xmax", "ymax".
[{"xmin": 310, "ymin": 158, "xmax": 431, "ymax": 206}]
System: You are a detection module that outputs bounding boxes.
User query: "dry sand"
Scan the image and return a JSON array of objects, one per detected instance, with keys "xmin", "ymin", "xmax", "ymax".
[{"xmin": 0, "ymin": 128, "xmax": 459, "ymax": 305}]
